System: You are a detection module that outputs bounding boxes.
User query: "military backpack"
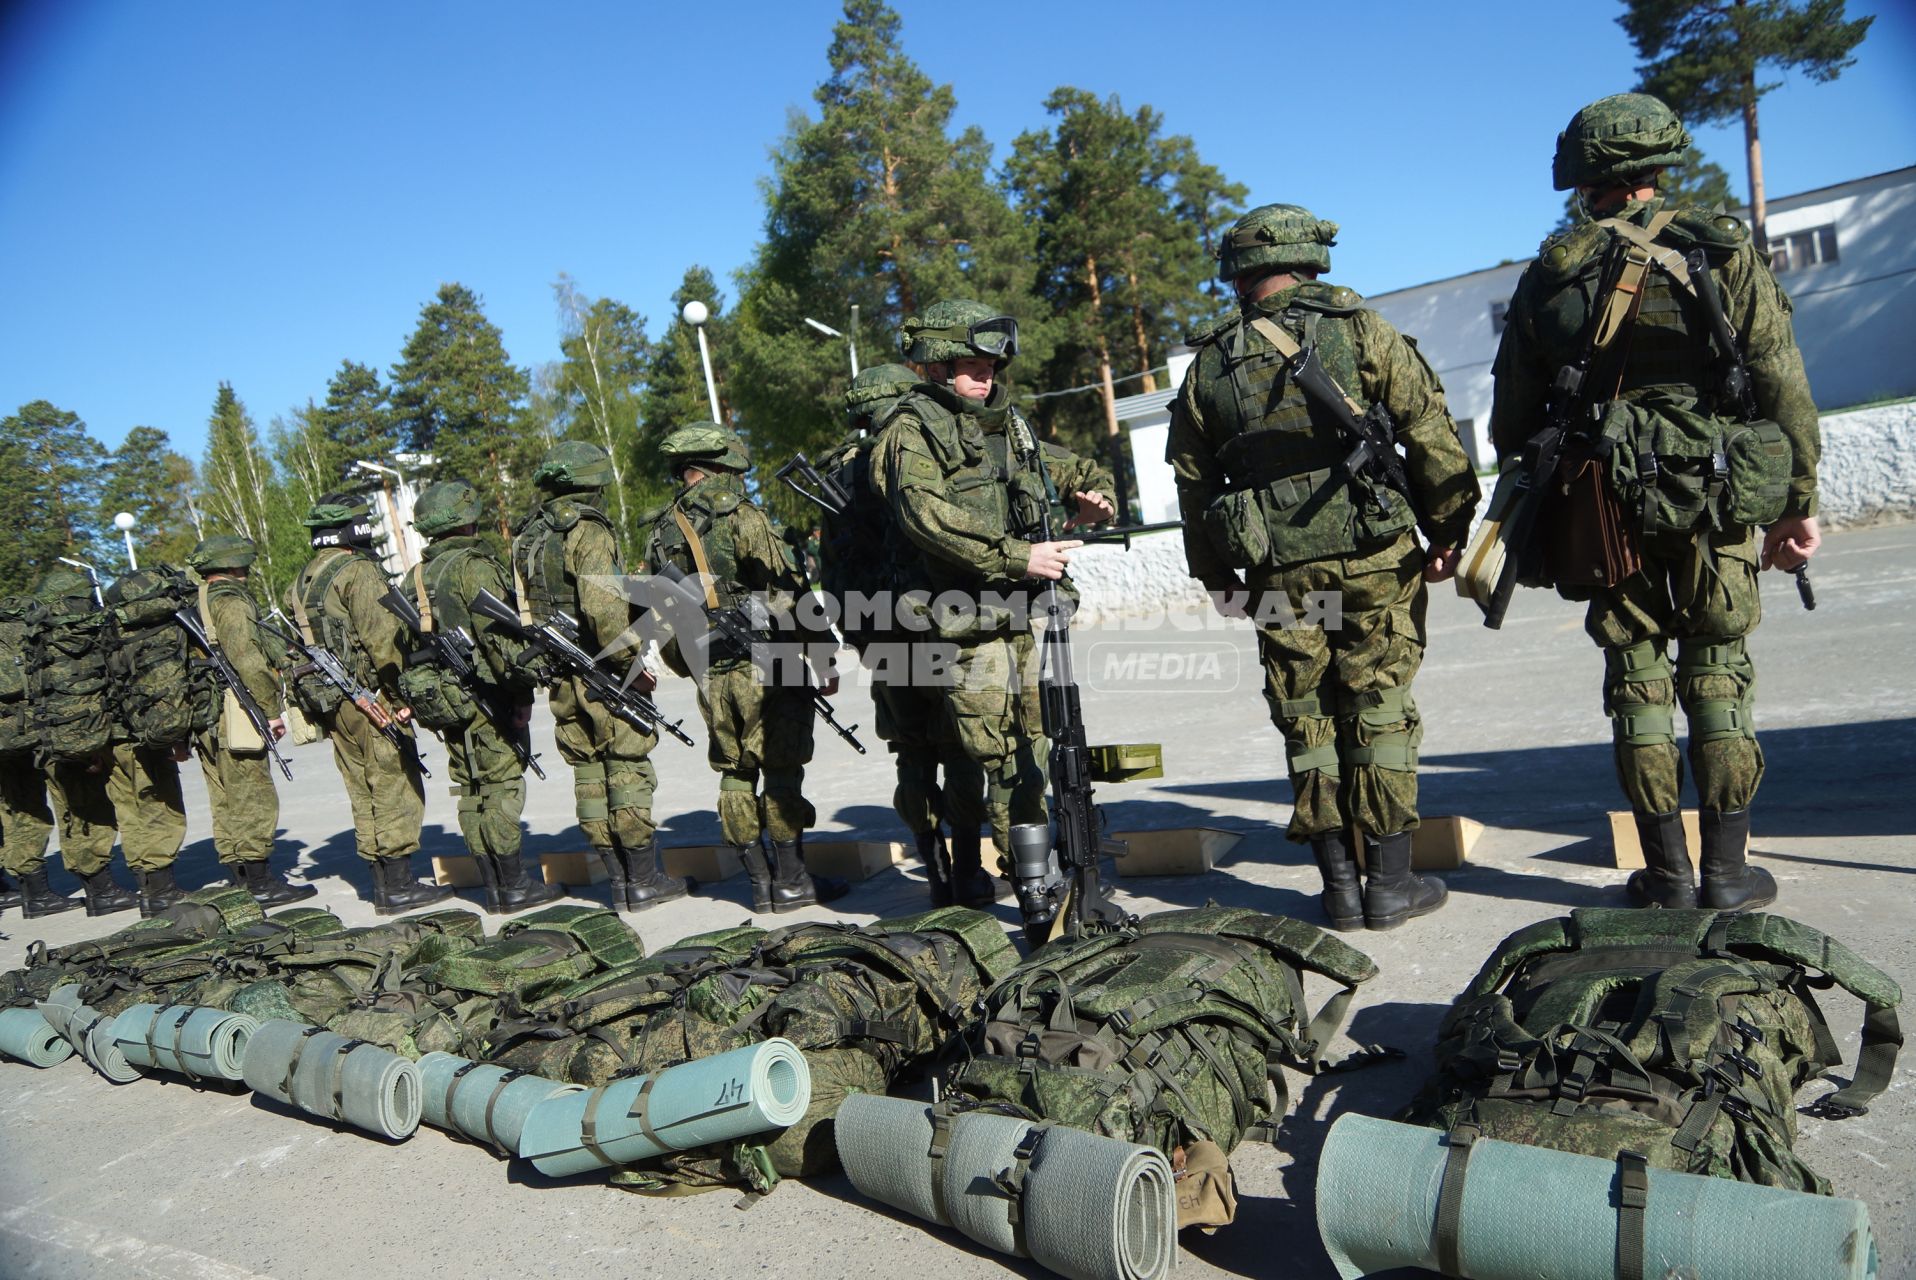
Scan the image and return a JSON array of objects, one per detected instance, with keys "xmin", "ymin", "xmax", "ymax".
[
  {"xmin": 1401, "ymin": 907, "xmax": 1902, "ymax": 1196},
  {"xmin": 105, "ymin": 567, "xmax": 220, "ymax": 749},
  {"xmin": 29, "ymin": 591, "xmax": 116, "ymax": 762},
  {"xmin": 0, "ymin": 596, "xmax": 43, "ymax": 756}
]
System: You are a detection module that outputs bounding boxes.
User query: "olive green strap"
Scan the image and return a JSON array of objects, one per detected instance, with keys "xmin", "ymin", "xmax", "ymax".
[
  {"xmin": 1435, "ymin": 1122, "xmax": 1479, "ymax": 1277},
  {"xmin": 1816, "ymin": 1002, "xmax": 1903, "ymax": 1118},
  {"xmin": 1615, "ymin": 1150, "xmax": 1651, "ymax": 1280},
  {"xmin": 1592, "ymin": 210, "xmax": 1679, "ymax": 353},
  {"xmin": 1248, "ymin": 316, "xmax": 1366, "ymax": 417},
  {"xmin": 411, "ymin": 565, "xmax": 434, "ymax": 635},
  {"xmin": 1597, "ymin": 213, "xmax": 1696, "ymax": 297}
]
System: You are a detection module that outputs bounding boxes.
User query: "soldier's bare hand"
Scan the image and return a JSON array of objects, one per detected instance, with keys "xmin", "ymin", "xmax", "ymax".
[
  {"xmin": 1025, "ymin": 540, "xmax": 1083, "ymax": 581},
  {"xmin": 171, "ymin": 743, "xmax": 192, "ymax": 763},
  {"xmin": 511, "ymin": 703, "xmax": 533, "ymax": 730},
  {"xmin": 268, "ymin": 718, "xmax": 286, "ymax": 741},
  {"xmin": 392, "ymin": 706, "xmax": 413, "ymax": 726},
  {"xmin": 1208, "ymin": 584, "xmax": 1251, "ymax": 619},
  {"xmin": 817, "ymin": 672, "xmax": 841, "ymax": 698},
  {"xmin": 356, "ymin": 696, "xmax": 392, "ymax": 729},
  {"xmin": 1762, "ymin": 516, "xmax": 1820, "ymax": 572},
  {"xmin": 1424, "ymin": 545, "xmax": 1461, "ymax": 582},
  {"xmin": 1063, "ymin": 490, "xmax": 1115, "ymax": 531}
]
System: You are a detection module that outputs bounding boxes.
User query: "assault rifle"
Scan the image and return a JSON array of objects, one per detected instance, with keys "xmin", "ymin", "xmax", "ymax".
[
  {"xmin": 264, "ymin": 610, "xmax": 430, "ymax": 777},
  {"xmin": 652, "ymin": 563, "xmax": 865, "ymax": 754},
  {"xmin": 775, "ymin": 453, "xmax": 853, "ymax": 518},
  {"xmin": 378, "ymin": 588, "xmax": 545, "ymax": 779},
  {"xmin": 173, "ymin": 607, "xmax": 293, "ymax": 781},
  {"xmin": 1284, "ymin": 344, "xmax": 1422, "ymax": 533},
  {"xmin": 465, "ymin": 589, "xmax": 695, "ymax": 746}
]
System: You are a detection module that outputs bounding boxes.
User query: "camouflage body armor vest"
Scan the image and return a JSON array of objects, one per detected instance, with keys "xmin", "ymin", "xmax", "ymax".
[
  {"xmin": 0, "ymin": 596, "xmax": 44, "ymax": 757},
  {"xmin": 286, "ymin": 549, "xmax": 369, "ymax": 715},
  {"xmin": 1187, "ymin": 286, "xmax": 1415, "ymax": 569},
  {"xmin": 512, "ymin": 497, "xmax": 614, "ymax": 631}
]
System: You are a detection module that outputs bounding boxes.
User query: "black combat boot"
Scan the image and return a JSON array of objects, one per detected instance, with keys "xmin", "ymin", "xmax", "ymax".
[
  {"xmin": 592, "ymin": 848, "xmax": 627, "ymax": 912},
  {"xmin": 236, "ymin": 859, "xmax": 318, "ymax": 906},
  {"xmin": 0, "ymin": 869, "xmax": 20, "ymax": 914},
  {"xmin": 371, "ymin": 856, "xmax": 456, "ymax": 917},
  {"xmin": 136, "ymin": 865, "xmax": 185, "ymax": 919},
  {"xmin": 1697, "ymin": 809, "xmax": 1776, "ymax": 912},
  {"xmin": 81, "ymin": 868, "xmax": 140, "ymax": 917},
  {"xmin": 946, "ymin": 827, "xmax": 997, "ymax": 908},
  {"xmin": 1625, "ymin": 811, "xmax": 1696, "ymax": 909},
  {"xmin": 738, "ymin": 842, "xmax": 773, "ymax": 913},
  {"xmin": 915, "ymin": 828, "xmax": 954, "ymax": 907},
  {"xmin": 1361, "ymin": 830, "xmax": 1447, "ymax": 931},
  {"xmin": 486, "ymin": 852, "xmax": 566, "ymax": 915},
  {"xmin": 768, "ymin": 836, "xmax": 850, "ymax": 914},
  {"xmin": 20, "ymin": 866, "xmax": 80, "ymax": 918},
  {"xmin": 1309, "ymin": 831, "xmax": 1364, "ymax": 932},
  {"xmin": 614, "ymin": 838, "xmax": 689, "ymax": 913}
]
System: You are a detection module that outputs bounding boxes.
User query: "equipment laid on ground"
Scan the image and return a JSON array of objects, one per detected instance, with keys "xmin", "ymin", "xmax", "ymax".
[
  {"xmin": 241, "ymin": 1019, "xmax": 423, "ymax": 1140},
  {"xmin": 39, "ymin": 984, "xmax": 140, "ymax": 1083},
  {"xmin": 0, "ymin": 1006, "xmax": 72, "ymax": 1067},
  {"xmin": 110, "ymin": 1003, "xmax": 258, "ymax": 1082},
  {"xmin": 417, "ymin": 1052, "xmax": 583, "ymax": 1155}
]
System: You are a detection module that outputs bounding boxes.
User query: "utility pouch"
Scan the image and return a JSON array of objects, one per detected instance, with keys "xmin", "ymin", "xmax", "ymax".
[
  {"xmin": 397, "ymin": 652, "xmax": 476, "ymax": 734},
  {"xmin": 1724, "ymin": 418, "xmax": 1791, "ymax": 527},
  {"xmin": 1544, "ymin": 448, "xmax": 1640, "ymax": 588},
  {"xmin": 288, "ymin": 666, "xmax": 345, "ymax": 718},
  {"xmin": 282, "ymin": 701, "xmax": 320, "ymax": 745},
  {"xmin": 222, "ymin": 689, "xmax": 266, "ymax": 753},
  {"xmin": 1200, "ymin": 488, "xmax": 1270, "ymax": 569}
]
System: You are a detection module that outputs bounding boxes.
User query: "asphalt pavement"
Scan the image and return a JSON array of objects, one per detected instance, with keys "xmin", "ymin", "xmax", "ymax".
[{"xmin": 2, "ymin": 521, "xmax": 1911, "ymax": 1279}]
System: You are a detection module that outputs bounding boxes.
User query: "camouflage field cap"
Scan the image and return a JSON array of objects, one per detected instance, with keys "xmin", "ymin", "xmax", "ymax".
[
  {"xmin": 301, "ymin": 493, "xmax": 375, "ymax": 529},
  {"xmin": 1552, "ymin": 93, "xmax": 1691, "ymax": 191},
  {"xmin": 186, "ymin": 534, "xmax": 258, "ymax": 571},
  {"xmin": 1218, "ymin": 204, "xmax": 1338, "ymax": 281},
  {"xmin": 36, "ymin": 568, "xmax": 94, "ymax": 600},
  {"xmin": 533, "ymin": 439, "xmax": 616, "ymax": 491},
  {"xmin": 898, "ymin": 299, "xmax": 1019, "ymax": 365},
  {"xmin": 660, "ymin": 423, "xmax": 751, "ymax": 474},
  {"xmin": 413, "ymin": 479, "xmax": 484, "ymax": 537},
  {"xmin": 844, "ymin": 362, "xmax": 920, "ymax": 422}
]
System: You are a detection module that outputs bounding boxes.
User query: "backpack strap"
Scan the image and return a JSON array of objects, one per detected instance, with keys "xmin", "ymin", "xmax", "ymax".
[
  {"xmin": 1248, "ymin": 315, "xmax": 1368, "ymax": 419},
  {"xmin": 1591, "ymin": 209, "xmax": 1682, "ymax": 353},
  {"xmin": 1615, "ymin": 1150, "xmax": 1652, "ymax": 1280},
  {"xmin": 1434, "ymin": 1121, "xmax": 1480, "ymax": 1278}
]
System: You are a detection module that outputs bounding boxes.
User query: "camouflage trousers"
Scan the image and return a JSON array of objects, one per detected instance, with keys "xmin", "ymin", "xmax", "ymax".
[
  {"xmin": 932, "ymin": 629, "xmax": 1046, "ymax": 856},
  {"xmin": 44, "ymin": 756, "xmax": 115, "ymax": 878},
  {"xmin": 1577, "ymin": 524, "xmax": 1764, "ymax": 815},
  {"xmin": 551, "ymin": 675, "xmax": 657, "ymax": 852},
  {"xmin": 443, "ymin": 712, "xmax": 527, "ymax": 861},
  {"xmin": 106, "ymin": 743, "xmax": 186, "ymax": 872},
  {"xmin": 194, "ymin": 728, "xmax": 279, "ymax": 864},
  {"xmin": 698, "ymin": 662, "xmax": 814, "ymax": 846},
  {"xmin": 871, "ymin": 660, "xmax": 987, "ymax": 836},
  {"xmin": 0, "ymin": 753, "xmax": 54, "ymax": 877},
  {"xmin": 321, "ymin": 701, "xmax": 425, "ymax": 862},
  {"xmin": 1251, "ymin": 534, "xmax": 1427, "ymax": 841}
]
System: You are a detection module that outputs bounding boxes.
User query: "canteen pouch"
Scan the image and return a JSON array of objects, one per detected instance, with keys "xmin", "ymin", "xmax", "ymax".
[
  {"xmin": 1724, "ymin": 417, "xmax": 1791, "ymax": 527},
  {"xmin": 222, "ymin": 689, "xmax": 266, "ymax": 753}
]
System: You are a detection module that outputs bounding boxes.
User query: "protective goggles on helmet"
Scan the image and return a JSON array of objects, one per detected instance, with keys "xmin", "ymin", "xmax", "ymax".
[{"xmin": 923, "ymin": 316, "xmax": 1019, "ymax": 359}]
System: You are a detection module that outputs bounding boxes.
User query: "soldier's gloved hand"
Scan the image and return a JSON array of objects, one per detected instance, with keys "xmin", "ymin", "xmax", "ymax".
[
  {"xmin": 1761, "ymin": 516, "xmax": 1820, "ymax": 572},
  {"xmin": 1424, "ymin": 545, "xmax": 1461, "ymax": 583},
  {"xmin": 1025, "ymin": 540, "xmax": 1083, "ymax": 581},
  {"xmin": 1063, "ymin": 490, "xmax": 1115, "ymax": 531},
  {"xmin": 1206, "ymin": 580, "xmax": 1250, "ymax": 620}
]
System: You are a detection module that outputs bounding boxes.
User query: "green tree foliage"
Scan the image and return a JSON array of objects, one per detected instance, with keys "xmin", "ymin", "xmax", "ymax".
[
  {"xmin": 389, "ymin": 283, "xmax": 533, "ymax": 523},
  {"xmin": 200, "ymin": 382, "xmax": 297, "ymax": 592},
  {"xmin": 1619, "ymin": 0, "xmax": 1873, "ymax": 252},
  {"xmin": 0, "ymin": 400, "xmax": 106, "ymax": 594},
  {"xmin": 319, "ymin": 360, "xmax": 399, "ymax": 476},
  {"xmin": 555, "ymin": 275, "xmax": 656, "ymax": 555},
  {"xmin": 640, "ymin": 267, "xmax": 734, "ymax": 453},
  {"xmin": 1005, "ymin": 88, "xmax": 1242, "ymax": 443},
  {"xmin": 98, "ymin": 425, "xmax": 200, "ymax": 570},
  {"xmin": 728, "ymin": 0, "xmax": 1044, "ymax": 493},
  {"xmin": 1554, "ymin": 147, "xmax": 1738, "ymax": 232}
]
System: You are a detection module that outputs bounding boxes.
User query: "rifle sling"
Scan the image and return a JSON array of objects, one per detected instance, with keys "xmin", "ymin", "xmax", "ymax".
[
  {"xmin": 1247, "ymin": 316, "xmax": 1367, "ymax": 419},
  {"xmin": 669, "ymin": 506, "xmax": 722, "ymax": 610},
  {"xmin": 411, "ymin": 565, "xmax": 435, "ymax": 635}
]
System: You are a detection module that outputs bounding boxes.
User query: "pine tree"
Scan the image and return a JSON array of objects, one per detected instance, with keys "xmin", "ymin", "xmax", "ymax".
[
  {"xmin": 0, "ymin": 400, "xmax": 106, "ymax": 594},
  {"xmin": 318, "ymin": 360, "xmax": 399, "ymax": 474},
  {"xmin": 98, "ymin": 425, "xmax": 199, "ymax": 570},
  {"xmin": 1619, "ymin": 0, "xmax": 1873, "ymax": 254},
  {"xmin": 555, "ymin": 275, "xmax": 654, "ymax": 555},
  {"xmin": 200, "ymin": 383, "xmax": 287, "ymax": 588}
]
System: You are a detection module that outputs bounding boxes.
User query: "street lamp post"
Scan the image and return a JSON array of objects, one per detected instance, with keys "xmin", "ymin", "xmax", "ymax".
[
  {"xmin": 803, "ymin": 302, "xmax": 860, "ymax": 376},
  {"xmin": 682, "ymin": 300, "xmax": 723, "ymax": 423},
  {"xmin": 113, "ymin": 511, "xmax": 138, "ymax": 571}
]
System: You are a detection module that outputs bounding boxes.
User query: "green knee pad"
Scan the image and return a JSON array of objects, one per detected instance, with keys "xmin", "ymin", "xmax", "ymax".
[
  {"xmin": 1605, "ymin": 640, "xmax": 1677, "ymax": 747},
  {"xmin": 572, "ymin": 760, "xmax": 609, "ymax": 822},
  {"xmin": 1677, "ymin": 637, "xmax": 1757, "ymax": 742},
  {"xmin": 1340, "ymin": 687, "xmax": 1421, "ymax": 773}
]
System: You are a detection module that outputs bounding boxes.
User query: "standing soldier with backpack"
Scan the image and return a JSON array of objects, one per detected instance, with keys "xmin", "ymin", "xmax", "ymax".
[
  {"xmin": 513, "ymin": 441, "xmax": 684, "ymax": 913},
  {"xmin": 399, "ymin": 480, "xmax": 562, "ymax": 915},
  {"xmin": 1167, "ymin": 204, "xmax": 1480, "ymax": 932},
  {"xmin": 185, "ymin": 535, "xmax": 315, "ymax": 906},
  {"xmin": 1488, "ymin": 95, "xmax": 1820, "ymax": 912},
  {"xmin": 815, "ymin": 365, "xmax": 992, "ymax": 907},
  {"xmin": 0, "ymin": 592, "xmax": 69, "ymax": 917},
  {"xmin": 647, "ymin": 425, "xmax": 849, "ymax": 915},
  {"xmin": 286, "ymin": 494, "xmax": 449, "ymax": 915}
]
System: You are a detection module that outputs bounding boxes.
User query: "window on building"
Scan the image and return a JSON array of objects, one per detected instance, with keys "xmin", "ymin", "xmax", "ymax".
[
  {"xmin": 1771, "ymin": 223, "xmax": 1840, "ymax": 274},
  {"xmin": 1489, "ymin": 300, "xmax": 1509, "ymax": 334}
]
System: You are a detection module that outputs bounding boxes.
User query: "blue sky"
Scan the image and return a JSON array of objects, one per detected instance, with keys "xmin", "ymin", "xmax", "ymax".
[{"xmin": 2, "ymin": 0, "xmax": 1911, "ymax": 460}]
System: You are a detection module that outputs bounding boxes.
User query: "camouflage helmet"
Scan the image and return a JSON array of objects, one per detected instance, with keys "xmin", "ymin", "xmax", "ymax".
[
  {"xmin": 533, "ymin": 439, "xmax": 616, "ymax": 492},
  {"xmin": 36, "ymin": 568, "xmax": 95, "ymax": 600},
  {"xmin": 1217, "ymin": 204, "xmax": 1338, "ymax": 282},
  {"xmin": 897, "ymin": 299, "xmax": 1019, "ymax": 365},
  {"xmin": 844, "ymin": 362, "xmax": 919, "ymax": 423},
  {"xmin": 1552, "ymin": 93, "xmax": 1692, "ymax": 191},
  {"xmin": 186, "ymin": 534, "xmax": 257, "ymax": 572},
  {"xmin": 660, "ymin": 423, "xmax": 751, "ymax": 475},
  {"xmin": 412, "ymin": 479, "xmax": 484, "ymax": 537},
  {"xmin": 301, "ymin": 492, "xmax": 374, "ymax": 529}
]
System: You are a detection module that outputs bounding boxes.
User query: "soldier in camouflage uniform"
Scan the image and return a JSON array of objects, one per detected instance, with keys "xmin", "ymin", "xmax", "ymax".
[
  {"xmin": 819, "ymin": 364, "xmax": 993, "ymax": 906},
  {"xmin": 103, "ymin": 739, "xmax": 188, "ymax": 918},
  {"xmin": 1168, "ymin": 204, "xmax": 1480, "ymax": 931},
  {"xmin": 287, "ymin": 494, "xmax": 450, "ymax": 915},
  {"xmin": 1490, "ymin": 94, "xmax": 1820, "ymax": 913},
  {"xmin": 647, "ymin": 425, "xmax": 849, "ymax": 915},
  {"xmin": 514, "ymin": 440, "xmax": 685, "ymax": 912},
  {"xmin": 186, "ymin": 534, "xmax": 315, "ymax": 906},
  {"xmin": 876, "ymin": 300, "xmax": 1115, "ymax": 879},
  {"xmin": 0, "ymin": 590, "xmax": 66, "ymax": 916},
  {"xmin": 405, "ymin": 480, "xmax": 563, "ymax": 915}
]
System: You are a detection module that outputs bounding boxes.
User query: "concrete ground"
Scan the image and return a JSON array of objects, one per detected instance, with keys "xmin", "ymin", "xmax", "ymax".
[{"xmin": 2, "ymin": 522, "xmax": 1911, "ymax": 1280}]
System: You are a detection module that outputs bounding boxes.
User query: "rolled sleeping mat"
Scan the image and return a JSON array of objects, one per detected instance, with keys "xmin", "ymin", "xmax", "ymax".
[
  {"xmin": 417, "ymin": 1052, "xmax": 583, "ymax": 1155},
  {"xmin": 834, "ymin": 1094, "xmax": 949, "ymax": 1227},
  {"xmin": 240, "ymin": 1019, "xmax": 422, "ymax": 1141},
  {"xmin": 1021, "ymin": 1124, "xmax": 1177, "ymax": 1280},
  {"xmin": 38, "ymin": 986, "xmax": 140, "ymax": 1084},
  {"xmin": 517, "ymin": 1037, "xmax": 810, "ymax": 1177},
  {"xmin": 0, "ymin": 1006, "xmax": 75, "ymax": 1068},
  {"xmin": 1315, "ymin": 1113, "xmax": 1879, "ymax": 1280},
  {"xmin": 110, "ymin": 1004, "xmax": 260, "ymax": 1083},
  {"xmin": 941, "ymin": 1108, "xmax": 1032, "ymax": 1256}
]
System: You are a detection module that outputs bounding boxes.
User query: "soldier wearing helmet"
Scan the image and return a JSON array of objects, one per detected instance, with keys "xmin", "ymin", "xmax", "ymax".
[
  {"xmin": 287, "ymin": 492, "xmax": 450, "ymax": 915},
  {"xmin": 646, "ymin": 423, "xmax": 849, "ymax": 915},
  {"xmin": 1168, "ymin": 202, "xmax": 1480, "ymax": 933},
  {"xmin": 1489, "ymin": 93, "xmax": 1821, "ymax": 913},
  {"xmin": 875, "ymin": 300, "xmax": 1115, "ymax": 898},
  {"xmin": 183, "ymin": 534, "xmax": 314, "ymax": 906},
  {"xmin": 513, "ymin": 440, "xmax": 686, "ymax": 912},
  {"xmin": 401, "ymin": 480, "xmax": 562, "ymax": 915}
]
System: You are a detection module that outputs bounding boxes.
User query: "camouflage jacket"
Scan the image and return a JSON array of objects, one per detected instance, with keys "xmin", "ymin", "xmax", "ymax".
[
  {"xmin": 1489, "ymin": 197, "xmax": 1819, "ymax": 519},
  {"xmin": 285, "ymin": 548, "xmax": 406, "ymax": 700},
  {"xmin": 414, "ymin": 535, "xmax": 532, "ymax": 695},
  {"xmin": 197, "ymin": 576, "xmax": 282, "ymax": 716}
]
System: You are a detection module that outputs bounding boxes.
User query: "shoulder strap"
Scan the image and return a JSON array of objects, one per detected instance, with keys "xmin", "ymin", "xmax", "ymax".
[
  {"xmin": 410, "ymin": 564, "xmax": 434, "ymax": 635},
  {"xmin": 669, "ymin": 505, "xmax": 721, "ymax": 609},
  {"xmin": 1591, "ymin": 210, "xmax": 1684, "ymax": 353},
  {"xmin": 196, "ymin": 580, "xmax": 224, "ymax": 651},
  {"xmin": 292, "ymin": 551, "xmax": 352, "ymax": 646},
  {"xmin": 1248, "ymin": 314, "xmax": 1367, "ymax": 418}
]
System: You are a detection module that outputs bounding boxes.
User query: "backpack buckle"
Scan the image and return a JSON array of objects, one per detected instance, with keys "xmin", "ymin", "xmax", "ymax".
[
  {"xmin": 1016, "ymin": 1030, "xmax": 1043, "ymax": 1059},
  {"xmin": 1731, "ymin": 1017, "xmax": 1765, "ymax": 1046},
  {"xmin": 1803, "ymin": 1097, "xmax": 1867, "ymax": 1120}
]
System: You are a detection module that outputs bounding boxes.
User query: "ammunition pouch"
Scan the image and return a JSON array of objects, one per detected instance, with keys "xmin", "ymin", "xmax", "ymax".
[
  {"xmin": 288, "ymin": 665, "xmax": 346, "ymax": 718},
  {"xmin": 1599, "ymin": 395, "xmax": 1791, "ymax": 536},
  {"xmin": 1204, "ymin": 458, "xmax": 1413, "ymax": 572},
  {"xmin": 398, "ymin": 649, "xmax": 478, "ymax": 734}
]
